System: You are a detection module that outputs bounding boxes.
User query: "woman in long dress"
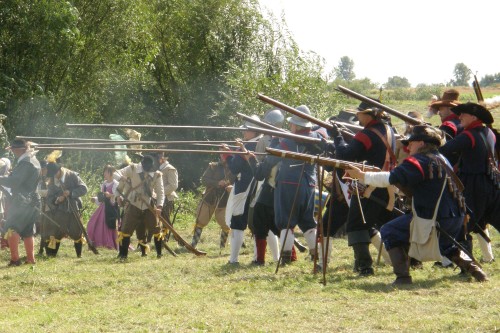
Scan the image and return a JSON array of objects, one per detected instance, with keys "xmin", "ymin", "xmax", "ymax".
[{"xmin": 87, "ymin": 165, "xmax": 119, "ymax": 250}]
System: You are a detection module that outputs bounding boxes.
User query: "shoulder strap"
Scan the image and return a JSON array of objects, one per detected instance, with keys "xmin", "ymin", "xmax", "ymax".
[{"xmin": 368, "ymin": 126, "xmax": 397, "ymax": 170}]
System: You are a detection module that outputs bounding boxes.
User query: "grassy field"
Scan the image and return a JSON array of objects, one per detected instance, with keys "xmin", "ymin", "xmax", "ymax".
[{"xmin": 0, "ymin": 215, "xmax": 498, "ymax": 333}]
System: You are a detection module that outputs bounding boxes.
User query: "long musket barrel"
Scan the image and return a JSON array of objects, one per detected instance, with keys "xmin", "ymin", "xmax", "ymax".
[
  {"xmin": 257, "ymin": 93, "xmax": 334, "ymax": 130},
  {"xmin": 66, "ymin": 123, "xmax": 245, "ymax": 131},
  {"xmin": 236, "ymin": 112, "xmax": 287, "ymax": 132},
  {"xmin": 33, "ymin": 146, "xmax": 267, "ymax": 155},
  {"xmin": 33, "ymin": 142, "xmax": 242, "ymax": 148},
  {"xmin": 336, "ymin": 85, "xmax": 425, "ymax": 126},
  {"xmin": 256, "ymin": 93, "xmax": 358, "ymax": 138},
  {"xmin": 266, "ymin": 147, "xmax": 381, "ymax": 172},
  {"xmin": 17, "ymin": 136, "xmax": 249, "ymax": 144},
  {"xmin": 244, "ymin": 125, "xmax": 323, "ymax": 144}
]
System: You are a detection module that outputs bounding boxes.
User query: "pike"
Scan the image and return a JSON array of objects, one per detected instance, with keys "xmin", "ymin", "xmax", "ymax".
[
  {"xmin": 66, "ymin": 123, "xmax": 246, "ymax": 131},
  {"xmin": 33, "ymin": 146, "xmax": 267, "ymax": 155},
  {"xmin": 266, "ymin": 147, "xmax": 381, "ymax": 172},
  {"xmin": 336, "ymin": 85, "xmax": 425, "ymax": 126},
  {"xmin": 23, "ymin": 138, "xmax": 251, "ymax": 145}
]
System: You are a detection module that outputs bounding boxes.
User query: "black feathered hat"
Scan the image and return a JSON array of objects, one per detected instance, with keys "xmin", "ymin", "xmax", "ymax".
[
  {"xmin": 451, "ymin": 102, "xmax": 493, "ymax": 124},
  {"xmin": 401, "ymin": 125, "xmax": 444, "ymax": 146}
]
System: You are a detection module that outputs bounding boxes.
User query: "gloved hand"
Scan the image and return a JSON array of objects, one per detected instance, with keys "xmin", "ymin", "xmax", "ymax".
[{"xmin": 327, "ymin": 124, "xmax": 340, "ymax": 138}]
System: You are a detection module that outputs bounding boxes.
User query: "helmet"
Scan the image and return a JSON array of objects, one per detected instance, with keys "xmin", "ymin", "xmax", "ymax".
[
  {"xmin": 263, "ymin": 109, "xmax": 284, "ymax": 128},
  {"xmin": 287, "ymin": 105, "xmax": 313, "ymax": 128}
]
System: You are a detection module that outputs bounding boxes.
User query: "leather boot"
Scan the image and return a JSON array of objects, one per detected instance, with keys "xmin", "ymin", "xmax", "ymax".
[
  {"xmin": 449, "ymin": 250, "xmax": 488, "ymax": 282},
  {"xmin": 220, "ymin": 230, "xmax": 229, "ymax": 249},
  {"xmin": 154, "ymin": 237, "xmax": 162, "ymax": 258},
  {"xmin": 53, "ymin": 242, "xmax": 61, "ymax": 257},
  {"xmin": 352, "ymin": 243, "xmax": 374, "ymax": 276},
  {"xmin": 120, "ymin": 237, "xmax": 130, "ymax": 260},
  {"xmin": 388, "ymin": 247, "xmax": 412, "ymax": 285},
  {"xmin": 74, "ymin": 241, "xmax": 83, "ymax": 258},
  {"xmin": 191, "ymin": 226, "xmax": 203, "ymax": 248},
  {"xmin": 281, "ymin": 250, "xmax": 292, "ymax": 265},
  {"xmin": 139, "ymin": 244, "xmax": 148, "ymax": 257}
]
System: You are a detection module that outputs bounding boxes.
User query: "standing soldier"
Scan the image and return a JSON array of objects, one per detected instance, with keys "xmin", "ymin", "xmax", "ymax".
[
  {"xmin": 191, "ymin": 155, "xmax": 235, "ymax": 250},
  {"xmin": 44, "ymin": 159, "xmax": 88, "ymax": 257},
  {"xmin": 249, "ymin": 109, "xmax": 284, "ymax": 265},
  {"xmin": 0, "ymin": 139, "xmax": 40, "ymax": 266},
  {"xmin": 114, "ymin": 155, "xmax": 164, "ymax": 260},
  {"xmin": 329, "ymin": 104, "xmax": 397, "ymax": 276},
  {"xmin": 440, "ymin": 102, "xmax": 500, "ymax": 262},
  {"xmin": 429, "ymin": 89, "xmax": 463, "ymax": 141},
  {"xmin": 223, "ymin": 117, "xmax": 261, "ymax": 265},
  {"xmin": 265, "ymin": 106, "xmax": 324, "ymax": 264}
]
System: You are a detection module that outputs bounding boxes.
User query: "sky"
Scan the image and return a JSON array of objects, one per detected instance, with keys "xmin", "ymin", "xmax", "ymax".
[{"xmin": 258, "ymin": 0, "xmax": 499, "ymax": 87}]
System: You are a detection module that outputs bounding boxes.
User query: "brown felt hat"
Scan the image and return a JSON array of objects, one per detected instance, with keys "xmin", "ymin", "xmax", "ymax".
[{"xmin": 430, "ymin": 89, "xmax": 460, "ymax": 108}]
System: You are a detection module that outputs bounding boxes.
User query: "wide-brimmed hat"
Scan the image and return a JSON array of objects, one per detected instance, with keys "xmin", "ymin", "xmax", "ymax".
[
  {"xmin": 287, "ymin": 105, "xmax": 313, "ymax": 128},
  {"xmin": 451, "ymin": 102, "xmax": 493, "ymax": 124},
  {"xmin": 401, "ymin": 125, "xmax": 444, "ymax": 146},
  {"xmin": 430, "ymin": 89, "xmax": 460, "ymax": 108},
  {"xmin": 7, "ymin": 139, "xmax": 28, "ymax": 150},
  {"xmin": 46, "ymin": 162, "xmax": 61, "ymax": 177}
]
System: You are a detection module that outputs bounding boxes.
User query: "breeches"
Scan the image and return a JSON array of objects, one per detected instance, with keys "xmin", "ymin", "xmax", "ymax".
[
  {"xmin": 274, "ymin": 182, "xmax": 316, "ymax": 232},
  {"xmin": 122, "ymin": 205, "xmax": 160, "ymax": 240},
  {"xmin": 322, "ymin": 198, "xmax": 349, "ymax": 237},
  {"xmin": 381, "ymin": 213, "xmax": 464, "ymax": 256},
  {"xmin": 43, "ymin": 210, "xmax": 82, "ymax": 241},
  {"xmin": 196, "ymin": 201, "xmax": 229, "ymax": 232},
  {"xmin": 253, "ymin": 202, "xmax": 279, "ymax": 239}
]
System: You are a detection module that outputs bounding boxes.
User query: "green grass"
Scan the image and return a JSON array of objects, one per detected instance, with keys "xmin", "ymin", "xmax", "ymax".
[{"xmin": 0, "ymin": 213, "xmax": 498, "ymax": 332}]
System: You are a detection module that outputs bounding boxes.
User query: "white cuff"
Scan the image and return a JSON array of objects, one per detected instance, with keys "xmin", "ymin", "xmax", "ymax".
[{"xmin": 364, "ymin": 172, "xmax": 390, "ymax": 188}]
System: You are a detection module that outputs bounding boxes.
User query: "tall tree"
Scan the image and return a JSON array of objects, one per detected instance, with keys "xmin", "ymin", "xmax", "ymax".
[
  {"xmin": 452, "ymin": 63, "xmax": 471, "ymax": 86},
  {"xmin": 385, "ymin": 76, "xmax": 411, "ymax": 89},
  {"xmin": 335, "ymin": 56, "xmax": 355, "ymax": 81}
]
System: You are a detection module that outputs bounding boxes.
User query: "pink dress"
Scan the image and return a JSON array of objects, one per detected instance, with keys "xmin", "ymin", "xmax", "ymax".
[{"xmin": 87, "ymin": 180, "xmax": 118, "ymax": 250}]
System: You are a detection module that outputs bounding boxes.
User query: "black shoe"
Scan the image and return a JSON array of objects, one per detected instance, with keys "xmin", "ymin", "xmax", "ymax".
[
  {"xmin": 8, "ymin": 260, "xmax": 22, "ymax": 267},
  {"xmin": 359, "ymin": 267, "xmax": 375, "ymax": 277},
  {"xmin": 433, "ymin": 261, "xmax": 453, "ymax": 269},
  {"xmin": 251, "ymin": 260, "xmax": 265, "ymax": 266},
  {"xmin": 410, "ymin": 258, "xmax": 423, "ymax": 270},
  {"xmin": 157, "ymin": 254, "xmax": 163, "ymax": 259}
]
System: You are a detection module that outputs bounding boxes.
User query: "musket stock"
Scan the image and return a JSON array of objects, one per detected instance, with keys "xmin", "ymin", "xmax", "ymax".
[
  {"xmin": 336, "ymin": 85, "xmax": 425, "ymax": 126},
  {"xmin": 266, "ymin": 147, "xmax": 380, "ymax": 172},
  {"xmin": 257, "ymin": 94, "xmax": 334, "ymax": 130}
]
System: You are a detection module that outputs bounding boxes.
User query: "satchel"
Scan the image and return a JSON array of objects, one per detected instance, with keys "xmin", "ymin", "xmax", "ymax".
[{"xmin": 408, "ymin": 179, "xmax": 446, "ymax": 262}]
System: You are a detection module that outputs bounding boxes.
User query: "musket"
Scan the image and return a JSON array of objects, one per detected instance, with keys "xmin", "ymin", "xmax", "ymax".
[
  {"xmin": 66, "ymin": 123, "xmax": 246, "ymax": 131},
  {"xmin": 336, "ymin": 85, "xmax": 425, "ymax": 126},
  {"xmin": 245, "ymin": 125, "xmax": 323, "ymax": 144},
  {"xmin": 256, "ymin": 94, "xmax": 356, "ymax": 138},
  {"xmin": 257, "ymin": 93, "xmax": 334, "ymax": 130},
  {"xmin": 266, "ymin": 147, "xmax": 381, "ymax": 172},
  {"xmin": 470, "ymin": 70, "xmax": 484, "ymax": 103},
  {"xmin": 24, "ymin": 138, "xmax": 252, "ymax": 145},
  {"xmin": 35, "ymin": 142, "xmax": 242, "ymax": 149},
  {"xmin": 33, "ymin": 146, "xmax": 267, "ymax": 155}
]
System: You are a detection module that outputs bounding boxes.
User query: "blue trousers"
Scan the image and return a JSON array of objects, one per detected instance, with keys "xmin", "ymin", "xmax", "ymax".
[{"xmin": 380, "ymin": 213, "xmax": 464, "ymax": 257}]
